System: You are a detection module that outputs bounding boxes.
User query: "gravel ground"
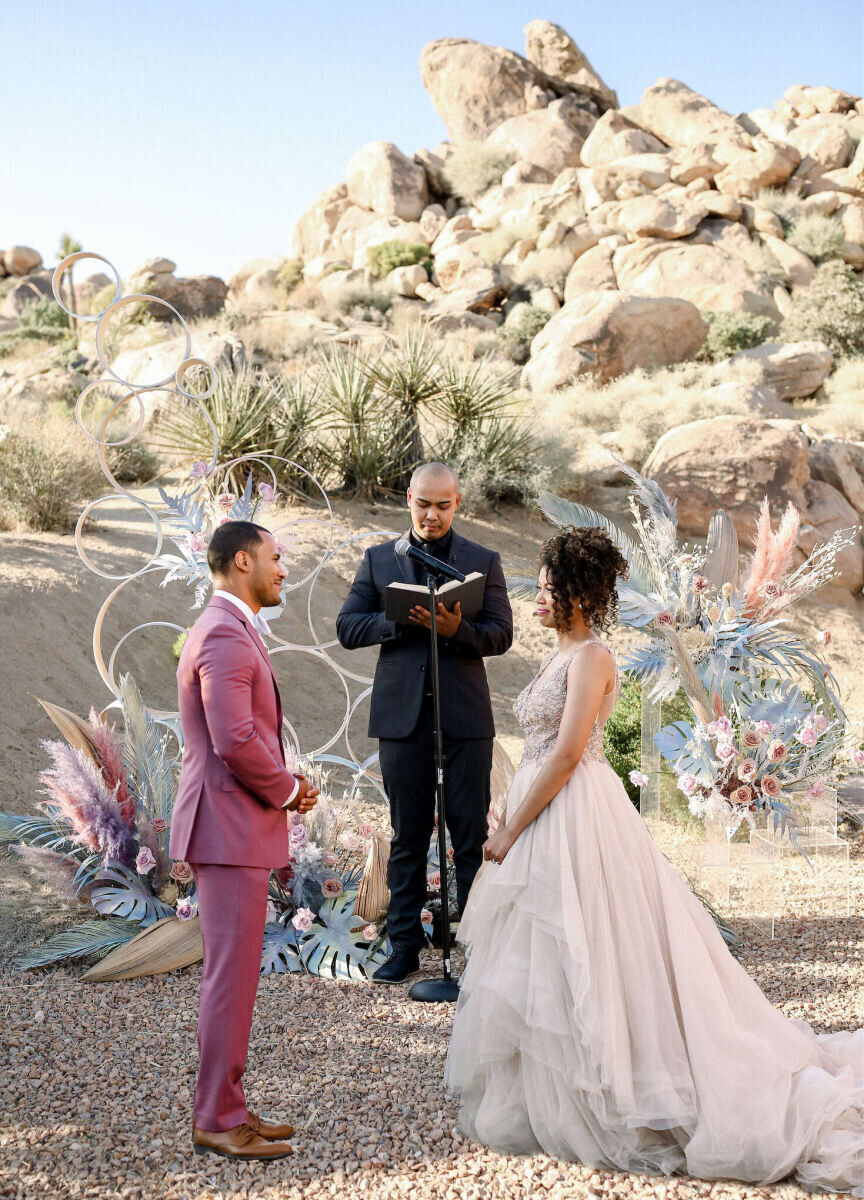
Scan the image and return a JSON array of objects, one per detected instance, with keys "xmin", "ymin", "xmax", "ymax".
[{"xmin": 2, "ymin": 844, "xmax": 863, "ymax": 1200}]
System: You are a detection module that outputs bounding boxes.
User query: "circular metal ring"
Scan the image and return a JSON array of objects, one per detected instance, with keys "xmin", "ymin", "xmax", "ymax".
[
  {"xmin": 52, "ymin": 251, "xmax": 122, "ymax": 323},
  {"xmin": 75, "ymin": 378, "xmax": 146, "ymax": 447},
  {"xmin": 175, "ymin": 356, "xmax": 219, "ymax": 401},
  {"xmin": 75, "ymin": 494, "xmax": 164, "ymax": 581},
  {"xmin": 96, "ymin": 294, "xmax": 191, "ymax": 388}
]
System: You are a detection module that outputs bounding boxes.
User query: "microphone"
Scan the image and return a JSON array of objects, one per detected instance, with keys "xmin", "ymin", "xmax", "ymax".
[{"xmin": 395, "ymin": 538, "xmax": 466, "ymax": 583}]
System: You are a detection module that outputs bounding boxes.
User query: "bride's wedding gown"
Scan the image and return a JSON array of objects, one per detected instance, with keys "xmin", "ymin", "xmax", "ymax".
[{"xmin": 445, "ymin": 641, "xmax": 864, "ymax": 1194}]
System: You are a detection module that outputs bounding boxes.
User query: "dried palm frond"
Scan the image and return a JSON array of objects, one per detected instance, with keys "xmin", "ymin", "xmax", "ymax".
[
  {"xmin": 660, "ymin": 626, "xmax": 712, "ymax": 724},
  {"xmin": 34, "ymin": 697, "xmax": 100, "ymax": 766},
  {"xmin": 703, "ymin": 509, "xmax": 739, "ymax": 591},
  {"xmin": 17, "ymin": 917, "xmax": 140, "ymax": 970},
  {"xmin": 615, "ymin": 463, "xmax": 678, "ymax": 563},
  {"xmin": 536, "ymin": 491, "xmax": 652, "ymax": 594},
  {"xmin": 119, "ymin": 674, "xmax": 175, "ymax": 827},
  {"xmin": 354, "ymin": 834, "xmax": 390, "ymax": 923},
  {"xmin": 82, "ymin": 914, "xmax": 203, "ymax": 981}
]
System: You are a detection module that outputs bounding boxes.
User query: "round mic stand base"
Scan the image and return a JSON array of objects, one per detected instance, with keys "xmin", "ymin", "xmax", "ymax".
[{"xmin": 410, "ymin": 976, "xmax": 460, "ymax": 1003}]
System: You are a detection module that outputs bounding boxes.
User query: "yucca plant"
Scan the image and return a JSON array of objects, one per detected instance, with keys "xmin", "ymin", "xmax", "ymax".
[
  {"xmin": 366, "ymin": 326, "xmax": 444, "ymax": 487},
  {"xmin": 269, "ymin": 367, "xmax": 331, "ymax": 497}
]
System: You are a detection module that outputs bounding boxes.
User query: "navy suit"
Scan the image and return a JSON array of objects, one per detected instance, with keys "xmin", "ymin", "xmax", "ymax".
[{"xmin": 336, "ymin": 529, "xmax": 513, "ymax": 951}]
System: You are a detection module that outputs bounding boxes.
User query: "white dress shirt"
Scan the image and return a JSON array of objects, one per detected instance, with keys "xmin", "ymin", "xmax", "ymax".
[{"xmin": 212, "ymin": 589, "xmax": 298, "ymax": 808}]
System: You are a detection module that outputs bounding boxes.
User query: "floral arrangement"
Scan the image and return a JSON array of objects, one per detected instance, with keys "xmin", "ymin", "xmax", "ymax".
[{"xmin": 533, "ymin": 469, "xmax": 863, "ymax": 844}]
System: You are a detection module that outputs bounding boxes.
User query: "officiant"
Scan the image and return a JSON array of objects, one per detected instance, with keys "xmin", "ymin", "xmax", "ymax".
[{"xmin": 336, "ymin": 462, "xmax": 513, "ymax": 984}]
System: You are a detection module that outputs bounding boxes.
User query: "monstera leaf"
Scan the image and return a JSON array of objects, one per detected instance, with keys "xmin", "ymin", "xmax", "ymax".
[
  {"xmin": 653, "ymin": 720, "xmax": 715, "ymax": 777},
  {"xmin": 85, "ymin": 863, "xmax": 174, "ymax": 925},
  {"xmin": 261, "ymin": 921, "xmax": 303, "ymax": 976},
  {"xmin": 298, "ymin": 890, "xmax": 387, "ymax": 981}
]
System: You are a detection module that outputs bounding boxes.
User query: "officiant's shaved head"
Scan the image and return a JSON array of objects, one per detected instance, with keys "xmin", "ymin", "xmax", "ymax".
[{"xmin": 407, "ymin": 461, "xmax": 461, "ymax": 541}]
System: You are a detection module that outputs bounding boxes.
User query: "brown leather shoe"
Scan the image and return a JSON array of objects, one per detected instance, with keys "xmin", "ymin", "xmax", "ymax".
[
  {"xmin": 248, "ymin": 1111, "xmax": 295, "ymax": 1140},
  {"xmin": 192, "ymin": 1122, "xmax": 293, "ymax": 1160}
]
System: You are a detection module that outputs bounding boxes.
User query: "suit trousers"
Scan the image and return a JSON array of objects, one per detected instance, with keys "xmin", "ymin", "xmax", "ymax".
[
  {"xmin": 378, "ymin": 697, "xmax": 493, "ymax": 953},
  {"xmin": 190, "ymin": 862, "xmax": 270, "ymax": 1132}
]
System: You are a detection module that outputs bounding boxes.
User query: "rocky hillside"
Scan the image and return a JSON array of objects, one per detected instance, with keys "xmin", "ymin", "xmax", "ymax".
[{"xmin": 4, "ymin": 19, "xmax": 864, "ymax": 593}]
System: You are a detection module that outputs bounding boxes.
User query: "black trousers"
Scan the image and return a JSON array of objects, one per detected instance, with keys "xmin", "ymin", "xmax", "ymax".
[{"xmin": 378, "ymin": 697, "xmax": 493, "ymax": 953}]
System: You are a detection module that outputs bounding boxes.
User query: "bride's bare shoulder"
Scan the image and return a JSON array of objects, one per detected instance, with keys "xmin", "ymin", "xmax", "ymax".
[{"xmin": 567, "ymin": 640, "xmax": 615, "ymax": 683}]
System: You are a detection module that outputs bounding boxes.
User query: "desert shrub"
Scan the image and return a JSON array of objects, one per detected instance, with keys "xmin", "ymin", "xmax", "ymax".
[
  {"xmin": 472, "ymin": 221, "xmax": 537, "ymax": 268},
  {"xmin": 734, "ymin": 236, "xmax": 790, "ymax": 290},
  {"xmin": 319, "ymin": 282, "xmax": 394, "ymax": 324},
  {"xmin": 697, "ymin": 310, "xmax": 777, "ymax": 362},
  {"xmin": 0, "ymin": 296, "xmax": 75, "ymax": 356},
  {"xmin": 498, "ymin": 307, "xmax": 551, "ymax": 364},
  {"xmin": 366, "ymin": 240, "xmax": 432, "ymax": 280},
  {"xmin": 105, "ymin": 439, "xmax": 161, "ymax": 484},
  {"xmin": 605, "ymin": 681, "xmax": 692, "ymax": 806},
  {"xmin": 801, "ymin": 356, "xmax": 864, "ymax": 440},
  {"xmin": 442, "ymin": 143, "xmax": 515, "ymax": 203},
  {"xmin": 508, "ymin": 246, "xmax": 576, "ymax": 294},
  {"xmin": 755, "ymin": 188, "xmax": 805, "ymax": 231},
  {"xmin": 782, "ymin": 260, "xmax": 864, "ymax": 356},
  {"xmin": 542, "ymin": 359, "xmax": 764, "ymax": 467},
  {"xmin": 0, "ymin": 417, "xmax": 104, "ymax": 531},
  {"xmin": 276, "ymin": 259, "xmax": 304, "ymax": 296},
  {"xmin": 786, "ymin": 212, "xmax": 846, "ymax": 263}
]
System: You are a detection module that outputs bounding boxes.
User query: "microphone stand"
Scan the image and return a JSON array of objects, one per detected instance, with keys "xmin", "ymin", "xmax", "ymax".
[{"xmin": 410, "ymin": 569, "xmax": 460, "ymax": 1003}]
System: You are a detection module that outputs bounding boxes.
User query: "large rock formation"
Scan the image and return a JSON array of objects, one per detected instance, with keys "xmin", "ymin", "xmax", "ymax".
[
  {"xmin": 346, "ymin": 142, "xmax": 429, "ymax": 221},
  {"xmin": 521, "ymin": 290, "xmax": 706, "ymax": 390},
  {"xmin": 485, "ymin": 96, "xmax": 596, "ymax": 177},
  {"xmin": 126, "ymin": 259, "xmax": 227, "ymax": 319},
  {"xmin": 522, "ymin": 20, "xmax": 618, "ymax": 111}
]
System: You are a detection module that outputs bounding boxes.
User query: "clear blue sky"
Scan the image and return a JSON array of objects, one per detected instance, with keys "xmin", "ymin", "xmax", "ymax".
[{"xmin": 4, "ymin": 0, "xmax": 862, "ymax": 281}]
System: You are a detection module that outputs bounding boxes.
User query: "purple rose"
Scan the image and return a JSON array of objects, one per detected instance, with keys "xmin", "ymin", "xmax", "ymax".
[
  {"xmin": 135, "ymin": 847, "xmax": 156, "ymax": 875},
  {"xmin": 176, "ymin": 897, "xmax": 197, "ymax": 922}
]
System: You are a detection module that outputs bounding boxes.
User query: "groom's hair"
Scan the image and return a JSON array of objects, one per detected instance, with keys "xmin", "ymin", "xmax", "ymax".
[{"xmin": 207, "ymin": 521, "xmax": 268, "ymax": 577}]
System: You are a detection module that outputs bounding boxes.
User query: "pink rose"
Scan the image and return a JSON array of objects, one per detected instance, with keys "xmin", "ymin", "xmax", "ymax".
[
  {"xmin": 150, "ymin": 817, "xmax": 168, "ymax": 834},
  {"xmin": 717, "ymin": 740, "xmax": 738, "ymax": 762},
  {"xmin": 677, "ymin": 773, "xmax": 697, "ymax": 796},
  {"xmin": 655, "ymin": 611, "xmax": 675, "ymax": 627},
  {"xmin": 257, "ymin": 482, "xmax": 277, "ymax": 503},
  {"xmin": 420, "ymin": 909, "xmax": 433, "ymax": 925},
  {"xmin": 761, "ymin": 582, "xmax": 782, "ymax": 600},
  {"xmin": 176, "ymin": 897, "xmax": 197, "ymax": 922},
  {"xmin": 189, "ymin": 461, "xmax": 211, "ymax": 479},
  {"xmin": 135, "ymin": 847, "xmax": 156, "ymax": 875},
  {"xmin": 760, "ymin": 773, "xmax": 781, "ymax": 798},
  {"xmin": 219, "ymin": 516, "xmax": 230, "ymax": 525},
  {"xmin": 742, "ymin": 729, "xmax": 761, "ymax": 750},
  {"xmin": 849, "ymin": 748, "xmax": 864, "ymax": 768},
  {"xmin": 169, "ymin": 860, "xmax": 193, "ymax": 883},
  {"xmin": 265, "ymin": 900, "xmax": 279, "ymax": 924},
  {"xmin": 427, "ymin": 872, "xmax": 441, "ymax": 891},
  {"xmin": 339, "ymin": 832, "xmax": 363, "ymax": 853},
  {"xmin": 731, "ymin": 784, "xmax": 752, "ymax": 806},
  {"xmin": 187, "ymin": 532, "xmax": 206, "ymax": 554},
  {"xmin": 216, "ymin": 492, "xmax": 236, "ymax": 510},
  {"xmin": 807, "ymin": 782, "xmax": 826, "ymax": 799},
  {"xmin": 756, "ymin": 720, "xmax": 774, "ymax": 737},
  {"xmin": 629, "ymin": 770, "xmax": 649, "ymax": 788},
  {"xmin": 691, "ymin": 576, "xmax": 710, "ymax": 595},
  {"xmin": 714, "ymin": 716, "xmax": 732, "ymax": 735},
  {"xmin": 738, "ymin": 759, "xmax": 758, "ymax": 783},
  {"xmin": 289, "ymin": 823, "xmax": 308, "ymax": 847},
  {"xmin": 362, "ymin": 924, "xmax": 378, "ymax": 941},
  {"xmin": 321, "ymin": 878, "xmax": 343, "ymax": 899},
  {"xmin": 768, "ymin": 740, "xmax": 788, "ymax": 762},
  {"xmin": 812, "ymin": 714, "xmax": 829, "ymax": 733},
  {"xmin": 292, "ymin": 907, "xmax": 314, "ymax": 933},
  {"xmin": 323, "ymin": 852, "xmax": 340, "ymax": 867},
  {"xmin": 818, "ymin": 630, "xmax": 832, "ymax": 647},
  {"xmin": 358, "ymin": 822, "xmax": 375, "ymax": 839},
  {"xmin": 796, "ymin": 726, "xmax": 818, "ymax": 748}
]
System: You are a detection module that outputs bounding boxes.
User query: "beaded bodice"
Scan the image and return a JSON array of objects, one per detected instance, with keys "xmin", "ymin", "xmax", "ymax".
[{"xmin": 514, "ymin": 641, "xmax": 619, "ymax": 768}]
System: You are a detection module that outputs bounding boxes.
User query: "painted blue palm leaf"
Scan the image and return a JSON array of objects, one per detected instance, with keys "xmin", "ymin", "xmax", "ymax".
[
  {"xmin": 622, "ymin": 640, "xmax": 668, "ymax": 682},
  {"xmin": 120, "ymin": 673, "xmax": 176, "ymax": 828},
  {"xmin": 615, "ymin": 463, "xmax": 679, "ymax": 560},
  {"xmin": 87, "ymin": 863, "xmax": 174, "ymax": 924},
  {"xmin": 16, "ymin": 917, "xmax": 141, "ymax": 970},
  {"xmin": 618, "ymin": 586, "xmax": 667, "ymax": 628},
  {"xmin": 0, "ymin": 812, "xmax": 88, "ymax": 859},
  {"xmin": 298, "ymin": 889, "xmax": 385, "ymax": 981},
  {"xmin": 535, "ymin": 491, "xmax": 653, "ymax": 595},
  {"xmin": 261, "ymin": 921, "xmax": 303, "ymax": 976},
  {"xmin": 654, "ymin": 721, "xmax": 715, "ymax": 776},
  {"xmin": 155, "ymin": 483, "xmax": 209, "ymax": 534}
]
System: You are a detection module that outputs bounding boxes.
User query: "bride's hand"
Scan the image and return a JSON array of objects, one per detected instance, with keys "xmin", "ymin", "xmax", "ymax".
[{"xmin": 483, "ymin": 827, "xmax": 516, "ymax": 865}]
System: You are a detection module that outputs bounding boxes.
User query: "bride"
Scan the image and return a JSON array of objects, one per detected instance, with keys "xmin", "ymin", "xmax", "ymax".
[{"xmin": 445, "ymin": 526, "xmax": 864, "ymax": 1195}]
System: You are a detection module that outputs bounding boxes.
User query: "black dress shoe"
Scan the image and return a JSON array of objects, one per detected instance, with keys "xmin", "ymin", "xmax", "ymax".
[{"xmin": 372, "ymin": 950, "xmax": 420, "ymax": 984}]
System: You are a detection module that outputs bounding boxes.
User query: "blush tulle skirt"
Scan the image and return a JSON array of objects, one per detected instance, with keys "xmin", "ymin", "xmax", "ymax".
[{"xmin": 445, "ymin": 757, "xmax": 864, "ymax": 1194}]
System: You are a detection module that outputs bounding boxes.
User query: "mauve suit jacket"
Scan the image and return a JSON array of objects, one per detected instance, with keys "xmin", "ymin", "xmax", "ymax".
[{"xmin": 169, "ymin": 597, "xmax": 300, "ymax": 868}]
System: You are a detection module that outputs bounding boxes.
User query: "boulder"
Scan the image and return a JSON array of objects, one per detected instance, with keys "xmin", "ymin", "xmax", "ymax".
[
  {"xmin": 779, "ymin": 84, "xmax": 858, "ymax": 120},
  {"xmin": 714, "ymin": 136, "xmax": 801, "ymax": 197},
  {"xmin": 643, "ymin": 416, "xmax": 810, "ymax": 536},
  {"xmin": 127, "ymin": 269, "xmax": 228, "ymax": 320},
  {"xmin": 739, "ymin": 203, "xmax": 785, "ymax": 238},
  {"xmin": 579, "ymin": 111, "xmax": 667, "ymax": 166},
  {"xmin": 290, "ymin": 184, "xmax": 352, "ymax": 261},
  {"xmin": 523, "ymin": 19, "xmax": 617, "ymax": 110},
  {"xmin": 578, "ymin": 154, "xmax": 671, "ymax": 207},
  {"xmin": 727, "ymin": 341, "xmax": 833, "ymax": 400},
  {"xmin": 434, "ymin": 242, "xmax": 491, "ymax": 290},
  {"xmin": 501, "ymin": 161, "xmax": 555, "ymax": 186},
  {"xmin": 0, "ymin": 275, "xmax": 53, "ymax": 318},
  {"xmin": 419, "ymin": 38, "xmax": 556, "ymax": 143},
  {"xmin": 638, "ymin": 78, "xmax": 753, "ymax": 161},
  {"xmin": 228, "ymin": 256, "xmax": 288, "ymax": 296},
  {"xmin": 808, "ymin": 438, "xmax": 864, "ymax": 514},
  {"xmin": 759, "ymin": 234, "xmax": 816, "ymax": 288},
  {"xmin": 697, "ymin": 193, "xmax": 743, "ymax": 220},
  {"xmin": 4, "ymin": 245, "xmax": 43, "ymax": 276},
  {"xmin": 615, "ymin": 192, "xmax": 706, "ymax": 239},
  {"xmin": 563, "ymin": 243, "xmax": 618, "ymax": 300},
  {"xmin": 818, "ymin": 139, "xmax": 864, "ymax": 196},
  {"xmin": 2, "ymin": 365, "xmax": 88, "ymax": 410},
  {"xmin": 426, "ymin": 310, "xmax": 499, "ymax": 334},
  {"xmin": 612, "ymin": 240, "xmax": 776, "ymax": 317},
  {"xmin": 419, "ymin": 203, "xmax": 448, "ymax": 243},
  {"xmin": 787, "ymin": 119, "xmax": 855, "ymax": 187},
  {"xmin": 431, "ymin": 214, "xmax": 479, "ymax": 255},
  {"xmin": 798, "ymin": 480, "xmax": 864, "ymax": 591},
  {"xmin": 243, "ymin": 268, "xmax": 284, "ymax": 308},
  {"xmin": 668, "ymin": 143, "xmax": 723, "ymax": 185},
  {"xmin": 739, "ymin": 108, "xmax": 797, "ymax": 140},
  {"xmin": 800, "ymin": 190, "xmax": 844, "ymax": 215},
  {"xmin": 104, "ymin": 331, "xmax": 247, "ymax": 393},
  {"xmin": 346, "ymin": 141, "xmax": 428, "ymax": 221},
  {"xmin": 521, "ymin": 290, "xmax": 706, "ymax": 390},
  {"xmin": 470, "ymin": 181, "xmax": 551, "ymax": 230},
  {"xmin": 388, "ymin": 264, "xmax": 428, "ymax": 297},
  {"xmin": 702, "ymin": 379, "xmax": 795, "ymax": 418},
  {"xmin": 414, "ymin": 144, "xmax": 454, "ymax": 195},
  {"xmin": 485, "ymin": 95, "xmax": 596, "ymax": 177}
]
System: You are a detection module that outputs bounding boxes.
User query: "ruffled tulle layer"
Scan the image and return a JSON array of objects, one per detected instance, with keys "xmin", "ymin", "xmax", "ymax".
[{"xmin": 445, "ymin": 758, "xmax": 864, "ymax": 1194}]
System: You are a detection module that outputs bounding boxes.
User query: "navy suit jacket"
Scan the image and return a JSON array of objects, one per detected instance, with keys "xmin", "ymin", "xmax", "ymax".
[{"xmin": 336, "ymin": 530, "xmax": 513, "ymax": 740}]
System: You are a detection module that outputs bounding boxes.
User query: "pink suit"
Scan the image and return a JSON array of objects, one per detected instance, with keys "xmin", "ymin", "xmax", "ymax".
[{"xmin": 170, "ymin": 596, "xmax": 301, "ymax": 1131}]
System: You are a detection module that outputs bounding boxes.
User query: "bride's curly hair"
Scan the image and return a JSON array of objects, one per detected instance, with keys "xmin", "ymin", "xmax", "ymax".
[{"xmin": 539, "ymin": 526, "xmax": 629, "ymax": 634}]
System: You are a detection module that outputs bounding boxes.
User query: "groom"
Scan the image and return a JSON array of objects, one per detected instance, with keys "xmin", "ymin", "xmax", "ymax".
[
  {"xmin": 337, "ymin": 462, "xmax": 513, "ymax": 983},
  {"xmin": 171, "ymin": 520, "xmax": 318, "ymax": 1161}
]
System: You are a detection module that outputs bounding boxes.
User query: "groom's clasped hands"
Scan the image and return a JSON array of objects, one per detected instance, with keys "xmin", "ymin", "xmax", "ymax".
[{"xmin": 287, "ymin": 774, "xmax": 319, "ymax": 814}]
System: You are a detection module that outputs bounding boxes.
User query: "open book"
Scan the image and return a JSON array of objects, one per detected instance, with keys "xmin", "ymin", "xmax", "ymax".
[{"xmin": 385, "ymin": 572, "xmax": 486, "ymax": 625}]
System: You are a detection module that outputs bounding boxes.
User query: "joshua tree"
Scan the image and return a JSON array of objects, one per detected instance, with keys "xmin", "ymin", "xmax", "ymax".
[{"xmin": 57, "ymin": 232, "xmax": 82, "ymax": 329}]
